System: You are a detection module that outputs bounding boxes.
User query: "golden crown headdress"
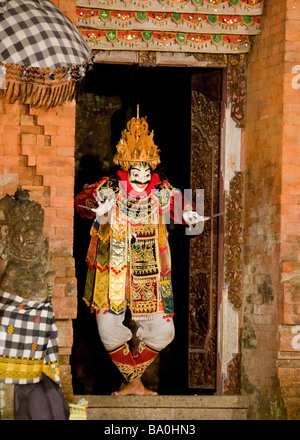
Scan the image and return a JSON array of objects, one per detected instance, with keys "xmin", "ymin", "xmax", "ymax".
[{"xmin": 113, "ymin": 105, "xmax": 160, "ymax": 171}]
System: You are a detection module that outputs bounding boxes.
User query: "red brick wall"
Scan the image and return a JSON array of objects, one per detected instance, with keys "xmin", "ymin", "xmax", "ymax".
[
  {"xmin": 0, "ymin": 0, "xmax": 78, "ymax": 400},
  {"xmin": 0, "ymin": 101, "xmax": 77, "ymax": 399},
  {"xmin": 242, "ymin": 0, "xmax": 286, "ymax": 419},
  {"xmin": 243, "ymin": 0, "xmax": 300, "ymax": 420},
  {"xmin": 51, "ymin": 0, "xmax": 76, "ymax": 23},
  {"xmin": 277, "ymin": 0, "xmax": 300, "ymax": 420}
]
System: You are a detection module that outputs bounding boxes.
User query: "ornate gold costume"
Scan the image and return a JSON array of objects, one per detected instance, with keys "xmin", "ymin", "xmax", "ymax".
[
  {"xmin": 74, "ymin": 110, "xmax": 191, "ymax": 386},
  {"xmin": 77, "ymin": 172, "xmax": 177, "ymax": 319}
]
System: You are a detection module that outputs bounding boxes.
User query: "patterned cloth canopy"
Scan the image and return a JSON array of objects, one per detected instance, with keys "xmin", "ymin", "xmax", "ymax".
[
  {"xmin": 0, "ymin": 0, "xmax": 93, "ymax": 108},
  {"xmin": 0, "ymin": 0, "xmax": 91, "ymax": 68}
]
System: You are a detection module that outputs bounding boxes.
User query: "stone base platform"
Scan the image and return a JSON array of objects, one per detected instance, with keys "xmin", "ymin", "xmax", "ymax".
[{"xmin": 75, "ymin": 395, "xmax": 250, "ymax": 420}]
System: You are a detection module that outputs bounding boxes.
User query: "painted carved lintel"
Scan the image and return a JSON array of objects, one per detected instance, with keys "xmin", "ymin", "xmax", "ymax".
[{"xmin": 138, "ymin": 51, "xmax": 157, "ymax": 67}]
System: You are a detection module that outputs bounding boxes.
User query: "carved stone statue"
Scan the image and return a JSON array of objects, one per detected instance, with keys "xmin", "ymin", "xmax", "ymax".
[
  {"xmin": 0, "ymin": 188, "xmax": 55, "ymax": 300},
  {"xmin": 0, "ymin": 189, "xmax": 68, "ymax": 420}
]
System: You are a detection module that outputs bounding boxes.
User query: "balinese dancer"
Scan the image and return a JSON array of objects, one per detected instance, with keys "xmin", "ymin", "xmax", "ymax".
[{"xmin": 74, "ymin": 107, "xmax": 201, "ymax": 395}]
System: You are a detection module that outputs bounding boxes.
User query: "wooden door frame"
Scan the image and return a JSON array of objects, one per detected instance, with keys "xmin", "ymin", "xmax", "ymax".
[
  {"xmin": 86, "ymin": 50, "xmax": 246, "ymax": 395},
  {"xmin": 189, "ymin": 74, "xmax": 224, "ymax": 391}
]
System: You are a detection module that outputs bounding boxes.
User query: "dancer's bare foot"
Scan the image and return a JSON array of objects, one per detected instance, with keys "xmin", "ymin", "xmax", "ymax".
[{"xmin": 111, "ymin": 377, "xmax": 158, "ymax": 396}]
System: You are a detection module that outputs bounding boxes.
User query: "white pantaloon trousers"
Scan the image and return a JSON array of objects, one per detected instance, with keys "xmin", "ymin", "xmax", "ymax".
[{"xmin": 96, "ymin": 310, "xmax": 175, "ymax": 351}]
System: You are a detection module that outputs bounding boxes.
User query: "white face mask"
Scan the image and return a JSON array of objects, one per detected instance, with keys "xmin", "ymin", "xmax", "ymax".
[{"xmin": 128, "ymin": 163, "xmax": 151, "ymax": 192}]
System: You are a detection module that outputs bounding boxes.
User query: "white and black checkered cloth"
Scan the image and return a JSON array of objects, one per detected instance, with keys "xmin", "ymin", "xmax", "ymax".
[
  {"xmin": 0, "ymin": 290, "xmax": 60, "ymax": 385},
  {"xmin": 0, "ymin": 0, "xmax": 91, "ymax": 68}
]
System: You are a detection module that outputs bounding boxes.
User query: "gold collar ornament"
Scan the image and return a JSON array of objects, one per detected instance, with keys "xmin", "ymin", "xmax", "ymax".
[{"xmin": 113, "ymin": 105, "xmax": 161, "ymax": 171}]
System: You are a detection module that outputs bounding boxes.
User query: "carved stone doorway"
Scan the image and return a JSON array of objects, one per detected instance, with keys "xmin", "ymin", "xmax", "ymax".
[{"xmin": 71, "ymin": 63, "xmax": 223, "ymax": 395}]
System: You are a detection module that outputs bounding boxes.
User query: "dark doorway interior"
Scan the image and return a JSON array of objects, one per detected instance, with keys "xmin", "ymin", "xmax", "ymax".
[{"xmin": 71, "ymin": 63, "xmax": 217, "ymax": 395}]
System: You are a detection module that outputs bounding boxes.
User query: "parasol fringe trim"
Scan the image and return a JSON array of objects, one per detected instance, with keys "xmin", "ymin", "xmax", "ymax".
[{"xmin": 0, "ymin": 79, "xmax": 77, "ymax": 109}]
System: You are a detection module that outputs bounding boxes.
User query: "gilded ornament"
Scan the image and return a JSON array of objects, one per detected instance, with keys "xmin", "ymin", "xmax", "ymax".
[
  {"xmin": 136, "ymin": 11, "xmax": 147, "ymax": 22},
  {"xmin": 212, "ymin": 34, "xmax": 222, "ymax": 44},
  {"xmin": 113, "ymin": 106, "xmax": 160, "ymax": 171},
  {"xmin": 142, "ymin": 31, "xmax": 153, "ymax": 42},
  {"xmin": 223, "ymin": 353, "xmax": 241, "ymax": 394},
  {"xmin": 7, "ymin": 325, "xmax": 14, "ymax": 335},
  {"xmin": 99, "ymin": 10, "xmax": 110, "ymax": 22},
  {"xmin": 106, "ymin": 30, "xmax": 117, "ymax": 41},
  {"xmin": 225, "ymin": 171, "xmax": 244, "ymax": 309},
  {"xmin": 171, "ymin": 12, "xmax": 182, "ymax": 23},
  {"xmin": 207, "ymin": 14, "xmax": 217, "ymax": 24},
  {"xmin": 176, "ymin": 33, "xmax": 186, "ymax": 44}
]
